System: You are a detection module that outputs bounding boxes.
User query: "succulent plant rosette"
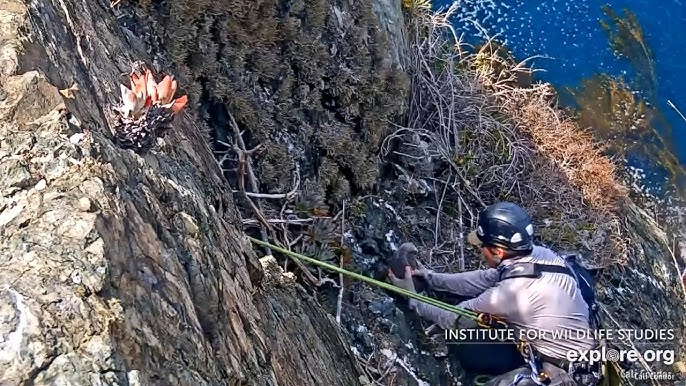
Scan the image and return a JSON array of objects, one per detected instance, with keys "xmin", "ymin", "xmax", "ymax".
[{"xmin": 112, "ymin": 63, "xmax": 188, "ymax": 151}]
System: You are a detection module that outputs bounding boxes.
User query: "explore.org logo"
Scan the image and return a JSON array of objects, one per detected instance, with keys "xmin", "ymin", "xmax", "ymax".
[{"xmin": 566, "ymin": 347, "xmax": 675, "ymax": 365}]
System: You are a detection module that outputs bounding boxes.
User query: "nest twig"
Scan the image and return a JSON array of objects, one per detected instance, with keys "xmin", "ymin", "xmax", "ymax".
[{"xmin": 336, "ymin": 199, "xmax": 346, "ymax": 325}]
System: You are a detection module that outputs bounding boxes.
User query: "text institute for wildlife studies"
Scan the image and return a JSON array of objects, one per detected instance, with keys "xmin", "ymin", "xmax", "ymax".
[{"xmin": 444, "ymin": 328, "xmax": 676, "ymax": 342}]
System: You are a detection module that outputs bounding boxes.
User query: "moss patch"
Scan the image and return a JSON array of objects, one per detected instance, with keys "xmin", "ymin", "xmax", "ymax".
[{"xmin": 131, "ymin": 0, "xmax": 410, "ymax": 206}]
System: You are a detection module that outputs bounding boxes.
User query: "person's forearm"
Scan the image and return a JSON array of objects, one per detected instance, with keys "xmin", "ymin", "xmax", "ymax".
[
  {"xmin": 408, "ymin": 298, "xmax": 459, "ymax": 329},
  {"xmin": 426, "ymin": 269, "xmax": 499, "ymax": 297},
  {"xmin": 427, "ymin": 272, "xmax": 469, "ymax": 292}
]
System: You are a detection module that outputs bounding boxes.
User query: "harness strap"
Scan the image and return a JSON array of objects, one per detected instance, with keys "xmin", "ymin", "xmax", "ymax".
[
  {"xmin": 517, "ymin": 341, "xmax": 552, "ymax": 385},
  {"xmin": 499, "ymin": 261, "xmax": 601, "ymax": 330},
  {"xmin": 498, "ymin": 262, "xmax": 576, "ymax": 281}
]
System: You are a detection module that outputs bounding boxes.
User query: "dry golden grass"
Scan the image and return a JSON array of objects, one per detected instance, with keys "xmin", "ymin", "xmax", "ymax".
[
  {"xmin": 465, "ymin": 41, "xmax": 629, "ymax": 216},
  {"xmin": 517, "ymin": 92, "xmax": 629, "ymax": 213}
]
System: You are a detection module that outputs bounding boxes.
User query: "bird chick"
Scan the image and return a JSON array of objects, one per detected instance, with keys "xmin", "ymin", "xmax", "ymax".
[{"xmin": 388, "ymin": 242, "xmax": 426, "ymax": 293}]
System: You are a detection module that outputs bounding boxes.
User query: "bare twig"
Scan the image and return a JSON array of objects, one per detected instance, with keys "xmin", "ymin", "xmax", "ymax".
[
  {"xmin": 234, "ymin": 143, "xmax": 273, "ymax": 231},
  {"xmin": 289, "ymin": 234, "xmax": 303, "ymax": 247},
  {"xmin": 285, "ymin": 250, "xmax": 319, "ymax": 285},
  {"xmin": 242, "ymin": 218, "xmax": 315, "ymax": 226},
  {"xmin": 228, "ymin": 112, "xmax": 260, "ymax": 191},
  {"xmin": 665, "ymin": 235, "xmax": 686, "ymax": 300},
  {"xmin": 458, "ymin": 189, "xmax": 465, "ymax": 271},
  {"xmin": 278, "ymin": 192, "xmax": 292, "ymax": 264},
  {"xmin": 233, "ymin": 191, "xmax": 296, "ymax": 200},
  {"xmin": 275, "ymin": 166, "xmax": 304, "ymax": 270},
  {"xmin": 434, "ymin": 175, "xmax": 450, "ymax": 247},
  {"xmin": 336, "ymin": 200, "xmax": 346, "ymax": 325},
  {"xmin": 214, "ymin": 140, "xmax": 236, "ymax": 171},
  {"xmin": 316, "ymin": 277, "xmax": 340, "ymax": 288},
  {"xmin": 226, "ymin": 111, "xmax": 273, "ymax": 256},
  {"xmin": 667, "ymin": 100, "xmax": 686, "ymax": 124}
]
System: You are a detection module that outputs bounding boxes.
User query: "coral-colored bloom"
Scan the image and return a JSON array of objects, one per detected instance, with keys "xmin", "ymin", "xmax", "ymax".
[
  {"xmin": 155, "ymin": 75, "xmax": 175, "ymax": 105},
  {"xmin": 169, "ymin": 95, "xmax": 188, "ymax": 113},
  {"xmin": 129, "ymin": 71, "xmax": 147, "ymax": 100},
  {"xmin": 119, "ymin": 84, "xmax": 146, "ymax": 118},
  {"xmin": 117, "ymin": 63, "xmax": 187, "ymax": 120},
  {"xmin": 145, "ymin": 70, "xmax": 158, "ymax": 104}
]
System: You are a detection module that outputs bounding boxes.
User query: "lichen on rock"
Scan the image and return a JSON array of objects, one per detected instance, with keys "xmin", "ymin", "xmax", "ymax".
[{"xmin": 0, "ymin": 0, "xmax": 383, "ymax": 383}]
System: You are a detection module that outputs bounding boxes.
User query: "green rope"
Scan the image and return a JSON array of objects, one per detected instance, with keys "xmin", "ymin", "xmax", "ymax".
[{"xmin": 248, "ymin": 236, "xmax": 479, "ymax": 320}]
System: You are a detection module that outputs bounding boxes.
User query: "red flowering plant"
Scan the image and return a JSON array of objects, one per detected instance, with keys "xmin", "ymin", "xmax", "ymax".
[{"xmin": 112, "ymin": 62, "xmax": 188, "ymax": 151}]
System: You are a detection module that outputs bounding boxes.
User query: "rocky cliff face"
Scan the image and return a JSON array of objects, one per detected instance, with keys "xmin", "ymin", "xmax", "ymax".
[{"xmin": 0, "ymin": 0, "xmax": 392, "ymax": 383}]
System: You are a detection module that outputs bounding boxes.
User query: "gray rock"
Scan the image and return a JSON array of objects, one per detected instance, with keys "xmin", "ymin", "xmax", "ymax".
[
  {"xmin": 371, "ymin": 0, "xmax": 408, "ymax": 68},
  {"xmin": 0, "ymin": 0, "xmax": 392, "ymax": 383}
]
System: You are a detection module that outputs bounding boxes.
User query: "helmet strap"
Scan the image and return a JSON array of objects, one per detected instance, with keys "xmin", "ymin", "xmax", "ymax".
[{"xmin": 484, "ymin": 245, "xmax": 504, "ymax": 267}]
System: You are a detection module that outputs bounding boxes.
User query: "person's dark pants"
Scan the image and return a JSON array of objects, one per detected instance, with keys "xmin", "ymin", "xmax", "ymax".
[
  {"xmin": 449, "ymin": 317, "xmax": 580, "ymax": 386},
  {"xmin": 448, "ymin": 316, "xmax": 526, "ymax": 376}
]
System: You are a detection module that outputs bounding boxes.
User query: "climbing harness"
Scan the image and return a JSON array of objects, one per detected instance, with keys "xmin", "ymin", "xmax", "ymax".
[
  {"xmin": 248, "ymin": 237, "xmax": 605, "ymax": 386},
  {"xmin": 516, "ymin": 341, "xmax": 551, "ymax": 385}
]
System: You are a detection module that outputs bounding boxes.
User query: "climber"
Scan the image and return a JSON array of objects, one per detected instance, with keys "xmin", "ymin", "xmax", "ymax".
[{"xmin": 388, "ymin": 201, "xmax": 602, "ymax": 386}]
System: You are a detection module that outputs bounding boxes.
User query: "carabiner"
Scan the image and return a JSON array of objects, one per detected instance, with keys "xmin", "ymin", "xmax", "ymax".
[{"xmin": 477, "ymin": 313, "xmax": 508, "ymax": 329}]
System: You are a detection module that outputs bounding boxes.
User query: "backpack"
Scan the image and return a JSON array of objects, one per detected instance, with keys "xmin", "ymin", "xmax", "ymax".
[
  {"xmin": 497, "ymin": 251, "xmax": 601, "ymax": 329},
  {"xmin": 559, "ymin": 252, "xmax": 601, "ymax": 329}
]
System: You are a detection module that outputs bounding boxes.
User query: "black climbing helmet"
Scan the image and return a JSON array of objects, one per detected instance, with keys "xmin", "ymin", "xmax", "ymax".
[{"xmin": 467, "ymin": 202, "xmax": 534, "ymax": 251}]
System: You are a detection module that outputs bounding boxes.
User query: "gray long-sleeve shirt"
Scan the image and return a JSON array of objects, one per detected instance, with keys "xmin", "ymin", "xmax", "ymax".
[{"xmin": 409, "ymin": 246, "xmax": 597, "ymax": 359}]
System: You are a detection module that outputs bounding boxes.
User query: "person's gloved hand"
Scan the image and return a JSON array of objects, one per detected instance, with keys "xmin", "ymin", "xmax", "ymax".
[{"xmin": 388, "ymin": 266, "xmax": 416, "ymax": 292}]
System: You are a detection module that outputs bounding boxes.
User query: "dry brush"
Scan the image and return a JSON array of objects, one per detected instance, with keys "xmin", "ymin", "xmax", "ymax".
[{"xmin": 384, "ymin": 2, "xmax": 630, "ymax": 270}]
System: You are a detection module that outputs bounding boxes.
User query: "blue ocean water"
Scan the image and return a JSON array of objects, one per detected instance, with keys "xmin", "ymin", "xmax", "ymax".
[{"xmin": 433, "ymin": 0, "xmax": 686, "ymax": 193}]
